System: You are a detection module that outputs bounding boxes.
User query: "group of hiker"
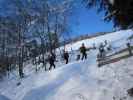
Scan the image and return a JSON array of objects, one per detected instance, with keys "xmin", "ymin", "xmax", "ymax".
[
  {"xmin": 63, "ymin": 43, "xmax": 88, "ymax": 62},
  {"xmin": 44, "ymin": 50, "xmax": 69, "ymax": 71},
  {"xmin": 40, "ymin": 41, "xmax": 111, "ymax": 71},
  {"xmin": 97, "ymin": 40, "xmax": 133, "ymax": 59},
  {"xmin": 35, "ymin": 40, "xmax": 133, "ymax": 71},
  {"xmin": 40, "ymin": 43, "xmax": 88, "ymax": 71}
]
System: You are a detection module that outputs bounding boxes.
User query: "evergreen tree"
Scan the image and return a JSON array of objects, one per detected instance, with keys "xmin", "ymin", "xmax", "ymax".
[{"xmin": 83, "ymin": 0, "xmax": 133, "ymax": 29}]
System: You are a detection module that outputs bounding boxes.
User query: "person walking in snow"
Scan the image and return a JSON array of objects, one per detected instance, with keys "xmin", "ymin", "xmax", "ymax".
[
  {"xmin": 79, "ymin": 43, "xmax": 87, "ymax": 60},
  {"xmin": 126, "ymin": 42, "xmax": 132, "ymax": 55},
  {"xmin": 63, "ymin": 50, "xmax": 69, "ymax": 64},
  {"xmin": 104, "ymin": 40, "xmax": 108, "ymax": 46},
  {"xmin": 99, "ymin": 43, "xmax": 105, "ymax": 58},
  {"xmin": 48, "ymin": 53, "xmax": 56, "ymax": 70}
]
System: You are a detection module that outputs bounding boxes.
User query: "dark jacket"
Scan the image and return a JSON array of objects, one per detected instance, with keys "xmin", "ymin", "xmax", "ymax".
[
  {"xmin": 63, "ymin": 52, "xmax": 69, "ymax": 59},
  {"xmin": 80, "ymin": 46, "xmax": 87, "ymax": 54},
  {"xmin": 48, "ymin": 55, "xmax": 55, "ymax": 64}
]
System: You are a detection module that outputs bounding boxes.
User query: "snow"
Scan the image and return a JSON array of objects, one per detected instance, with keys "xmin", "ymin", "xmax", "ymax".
[
  {"xmin": 0, "ymin": 29, "xmax": 133, "ymax": 100},
  {"xmin": 0, "ymin": 95, "xmax": 10, "ymax": 100},
  {"xmin": 60, "ymin": 29, "xmax": 133, "ymax": 51}
]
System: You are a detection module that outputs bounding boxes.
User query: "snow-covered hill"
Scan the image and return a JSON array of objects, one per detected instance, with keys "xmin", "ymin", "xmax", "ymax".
[
  {"xmin": 62, "ymin": 29, "xmax": 133, "ymax": 51},
  {"xmin": 0, "ymin": 29, "xmax": 133, "ymax": 100}
]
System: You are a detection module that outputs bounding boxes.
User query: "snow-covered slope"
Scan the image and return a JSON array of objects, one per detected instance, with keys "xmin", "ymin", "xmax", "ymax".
[
  {"xmin": 62, "ymin": 29, "xmax": 133, "ymax": 51},
  {"xmin": 0, "ymin": 29, "xmax": 133, "ymax": 100}
]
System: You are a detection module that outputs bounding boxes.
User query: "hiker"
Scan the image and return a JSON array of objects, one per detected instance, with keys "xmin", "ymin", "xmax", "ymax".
[
  {"xmin": 126, "ymin": 42, "xmax": 132, "ymax": 55},
  {"xmin": 99, "ymin": 43, "xmax": 105, "ymax": 58},
  {"xmin": 79, "ymin": 43, "xmax": 87, "ymax": 60},
  {"xmin": 51, "ymin": 52, "xmax": 57, "ymax": 61},
  {"xmin": 104, "ymin": 40, "xmax": 112, "ymax": 51},
  {"xmin": 48, "ymin": 53, "xmax": 56, "ymax": 70},
  {"xmin": 63, "ymin": 50, "xmax": 69, "ymax": 64},
  {"xmin": 104, "ymin": 40, "xmax": 108, "ymax": 46}
]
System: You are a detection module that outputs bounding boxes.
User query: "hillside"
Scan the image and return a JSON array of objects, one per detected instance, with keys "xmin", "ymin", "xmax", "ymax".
[
  {"xmin": 0, "ymin": 29, "xmax": 133, "ymax": 100},
  {"xmin": 61, "ymin": 29, "xmax": 133, "ymax": 51},
  {"xmin": 71, "ymin": 31, "xmax": 113, "ymax": 43},
  {"xmin": 61, "ymin": 31, "xmax": 113, "ymax": 46}
]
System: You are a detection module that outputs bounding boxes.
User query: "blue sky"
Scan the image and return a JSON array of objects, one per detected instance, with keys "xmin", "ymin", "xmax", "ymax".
[
  {"xmin": 0, "ymin": 0, "xmax": 114, "ymax": 38},
  {"xmin": 70, "ymin": 4, "xmax": 114, "ymax": 37}
]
